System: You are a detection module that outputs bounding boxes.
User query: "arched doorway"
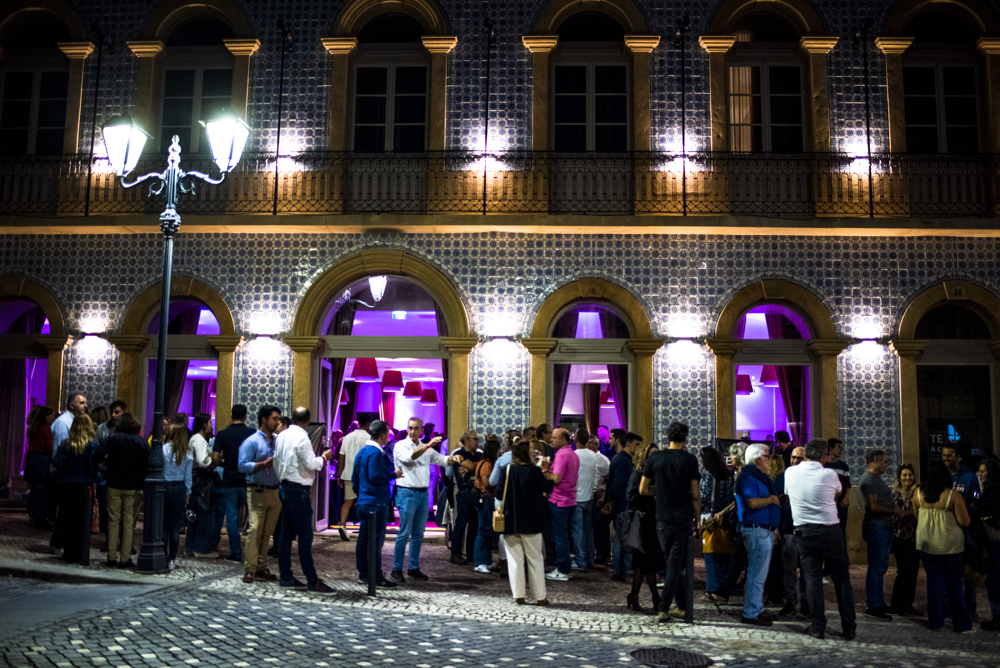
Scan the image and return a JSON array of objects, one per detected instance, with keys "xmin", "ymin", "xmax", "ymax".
[
  {"xmin": 0, "ymin": 277, "xmax": 68, "ymax": 495},
  {"xmin": 891, "ymin": 280, "xmax": 1000, "ymax": 479},
  {"xmin": 523, "ymin": 277, "xmax": 661, "ymax": 441},
  {"xmin": 112, "ymin": 276, "xmax": 239, "ymax": 434}
]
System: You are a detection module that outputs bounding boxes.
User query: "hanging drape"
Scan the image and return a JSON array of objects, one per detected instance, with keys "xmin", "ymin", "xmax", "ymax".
[
  {"xmin": 326, "ymin": 298, "xmax": 355, "ymax": 432},
  {"xmin": 191, "ymin": 379, "xmax": 212, "ymax": 416},
  {"xmin": 552, "ymin": 311, "xmax": 578, "ymax": 426},
  {"xmin": 435, "ymin": 303, "xmax": 449, "ymax": 439},
  {"xmin": 0, "ymin": 307, "xmax": 42, "ymax": 485},
  {"xmin": 162, "ymin": 308, "xmax": 199, "ymax": 421},
  {"xmin": 765, "ymin": 313, "xmax": 809, "ymax": 445},
  {"xmin": 597, "ymin": 311, "xmax": 629, "ymax": 429},
  {"xmin": 380, "ymin": 390, "xmax": 395, "ymax": 427},
  {"xmin": 340, "ymin": 381, "xmax": 359, "ymax": 429},
  {"xmin": 582, "ymin": 383, "xmax": 602, "ymax": 435}
]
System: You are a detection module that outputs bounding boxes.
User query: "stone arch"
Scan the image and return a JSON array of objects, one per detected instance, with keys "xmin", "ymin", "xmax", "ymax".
[
  {"xmin": 897, "ymin": 279, "xmax": 1000, "ymax": 340},
  {"xmin": 715, "ymin": 278, "xmax": 837, "ymax": 340},
  {"xmin": 708, "ymin": 0, "xmax": 827, "ymax": 36},
  {"xmin": 532, "ymin": 0, "xmax": 649, "ymax": 35},
  {"xmin": 529, "ymin": 277, "xmax": 653, "ymax": 339},
  {"xmin": 0, "ymin": 0, "xmax": 86, "ymax": 44},
  {"xmin": 137, "ymin": 0, "xmax": 254, "ymax": 41},
  {"xmin": 119, "ymin": 275, "xmax": 236, "ymax": 336},
  {"xmin": 331, "ymin": 0, "xmax": 448, "ymax": 36},
  {"xmin": 883, "ymin": 0, "xmax": 1000, "ymax": 36}
]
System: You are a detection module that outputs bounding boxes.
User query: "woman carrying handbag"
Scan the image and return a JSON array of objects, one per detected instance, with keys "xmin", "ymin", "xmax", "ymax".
[
  {"xmin": 501, "ymin": 440, "xmax": 553, "ymax": 605},
  {"xmin": 624, "ymin": 443, "xmax": 664, "ymax": 612}
]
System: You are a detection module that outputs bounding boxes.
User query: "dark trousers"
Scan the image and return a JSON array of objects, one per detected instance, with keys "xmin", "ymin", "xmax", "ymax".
[
  {"xmin": 922, "ymin": 551, "xmax": 972, "ymax": 632},
  {"xmin": 714, "ymin": 526, "xmax": 748, "ymax": 597},
  {"xmin": 187, "ymin": 502, "xmax": 216, "ymax": 554},
  {"xmin": 655, "ymin": 521, "xmax": 690, "ymax": 614},
  {"xmin": 795, "ymin": 523, "xmax": 857, "ymax": 637},
  {"xmin": 594, "ymin": 503, "xmax": 612, "ymax": 560},
  {"xmin": 55, "ymin": 483, "xmax": 92, "ymax": 563},
  {"xmin": 356, "ymin": 503, "xmax": 388, "ymax": 580},
  {"xmin": 890, "ymin": 538, "xmax": 919, "ymax": 611},
  {"xmin": 278, "ymin": 482, "xmax": 317, "ymax": 585},
  {"xmin": 96, "ymin": 482, "xmax": 108, "ymax": 535},
  {"xmin": 543, "ymin": 501, "xmax": 556, "ymax": 566},
  {"xmin": 451, "ymin": 490, "xmax": 478, "ymax": 559},
  {"xmin": 24, "ymin": 452, "xmax": 52, "ymax": 525},
  {"xmin": 163, "ymin": 481, "xmax": 186, "ymax": 562}
]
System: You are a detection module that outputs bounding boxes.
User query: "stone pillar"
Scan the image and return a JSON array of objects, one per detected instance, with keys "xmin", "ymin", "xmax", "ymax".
[
  {"xmin": 626, "ymin": 339, "xmax": 665, "ymax": 440},
  {"xmin": 977, "ymin": 38, "xmax": 1000, "ymax": 152},
  {"xmin": 421, "ymin": 37, "xmax": 458, "ymax": 151},
  {"xmin": 207, "ymin": 335, "xmax": 243, "ymax": 430},
  {"xmin": 522, "ymin": 36, "xmax": 558, "ymax": 151},
  {"xmin": 808, "ymin": 339, "xmax": 851, "ymax": 440},
  {"xmin": 706, "ymin": 339, "xmax": 742, "ymax": 439},
  {"xmin": 284, "ymin": 336, "xmax": 325, "ymax": 413},
  {"xmin": 223, "ymin": 39, "xmax": 261, "ymax": 121},
  {"xmin": 799, "ymin": 37, "xmax": 839, "ymax": 152},
  {"xmin": 106, "ymin": 335, "xmax": 151, "ymax": 424},
  {"xmin": 36, "ymin": 335, "xmax": 72, "ymax": 411},
  {"xmin": 875, "ymin": 38, "xmax": 914, "ymax": 153},
  {"xmin": 520, "ymin": 337, "xmax": 557, "ymax": 427},
  {"xmin": 127, "ymin": 41, "xmax": 165, "ymax": 129},
  {"xmin": 624, "ymin": 36, "xmax": 660, "ymax": 151},
  {"xmin": 699, "ymin": 36, "xmax": 736, "ymax": 152},
  {"xmin": 322, "ymin": 38, "xmax": 358, "ymax": 151},
  {"xmin": 889, "ymin": 340, "xmax": 927, "ymax": 480},
  {"xmin": 56, "ymin": 42, "xmax": 95, "ymax": 155},
  {"xmin": 441, "ymin": 337, "xmax": 479, "ymax": 452}
]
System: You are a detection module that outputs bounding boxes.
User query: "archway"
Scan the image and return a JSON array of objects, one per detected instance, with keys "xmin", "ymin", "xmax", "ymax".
[
  {"xmin": 523, "ymin": 277, "xmax": 661, "ymax": 442},
  {"xmin": 891, "ymin": 280, "xmax": 1000, "ymax": 478},
  {"xmin": 112, "ymin": 276, "xmax": 239, "ymax": 434}
]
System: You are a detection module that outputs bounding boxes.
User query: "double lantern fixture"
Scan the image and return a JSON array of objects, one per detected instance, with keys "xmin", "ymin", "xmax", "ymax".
[{"xmin": 352, "ymin": 358, "xmax": 438, "ymax": 406}]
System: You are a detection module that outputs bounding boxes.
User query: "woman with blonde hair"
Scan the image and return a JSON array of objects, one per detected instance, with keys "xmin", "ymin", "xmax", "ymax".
[
  {"xmin": 162, "ymin": 422, "xmax": 193, "ymax": 568},
  {"xmin": 51, "ymin": 414, "xmax": 98, "ymax": 563}
]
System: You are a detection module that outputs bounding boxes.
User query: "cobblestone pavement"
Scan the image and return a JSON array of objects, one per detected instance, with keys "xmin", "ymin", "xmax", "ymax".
[{"xmin": 2, "ymin": 514, "xmax": 999, "ymax": 667}]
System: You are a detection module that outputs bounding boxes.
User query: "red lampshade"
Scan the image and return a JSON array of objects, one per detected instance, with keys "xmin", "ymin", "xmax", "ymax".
[
  {"xmin": 339, "ymin": 388, "xmax": 350, "ymax": 405},
  {"xmin": 760, "ymin": 365, "xmax": 779, "ymax": 387},
  {"xmin": 599, "ymin": 390, "xmax": 608, "ymax": 404},
  {"xmin": 420, "ymin": 389, "xmax": 438, "ymax": 406},
  {"xmin": 603, "ymin": 386, "xmax": 615, "ymax": 405},
  {"xmin": 736, "ymin": 374, "xmax": 754, "ymax": 394},
  {"xmin": 402, "ymin": 381, "xmax": 423, "ymax": 398},
  {"xmin": 381, "ymin": 370, "xmax": 404, "ymax": 392},
  {"xmin": 353, "ymin": 358, "xmax": 379, "ymax": 382}
]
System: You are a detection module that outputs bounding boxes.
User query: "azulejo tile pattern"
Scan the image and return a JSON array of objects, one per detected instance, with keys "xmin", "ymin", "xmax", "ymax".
[{"xmin": 2, "ymin": 232, "xmax": 998, "ymax": 480}]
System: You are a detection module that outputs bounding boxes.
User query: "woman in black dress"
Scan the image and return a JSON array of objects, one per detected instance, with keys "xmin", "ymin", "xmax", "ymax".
[{"xmin": 625, "ymin": 443, "xmax": 664, "ymax": 612}]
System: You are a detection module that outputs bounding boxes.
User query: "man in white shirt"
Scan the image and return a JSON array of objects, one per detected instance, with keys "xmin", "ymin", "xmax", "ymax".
[
  {"xmin": 784, "ymin": 438, "xmax": 857, "ymax": 641},
  {"xmin": 52, "ymin": 393, "xmax": 87, "ymax": 450},
  {"xmin": 391, "ymin": 416, "xmax": 463, "ymax": 582},
  {"xmin": 572, "ymin": 431, "xmax": 610, "ymax": 570},
  {"xmin": 337, "ymin": 413, "xmax": 373, "ymax": 541},
  {"xmin": 274, "ymin": 407, "xmax": 334, "ymax": 594}
]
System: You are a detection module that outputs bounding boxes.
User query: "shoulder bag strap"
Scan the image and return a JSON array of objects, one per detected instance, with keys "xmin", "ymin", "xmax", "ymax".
[
  {"xmin": 945, "ymin": 488, "xmax": 953, "ymax": 510},
  {"xmin": 499, "ymin": 465, "xmax": 511, "ymax": 512}
]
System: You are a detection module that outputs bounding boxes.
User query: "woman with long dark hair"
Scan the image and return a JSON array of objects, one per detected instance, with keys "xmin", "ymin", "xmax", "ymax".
[
  {"xmin": 889, "ymin": 463, "xmax": 920, "ymax": 616},
  {"xmin": 473, "ymin": 439, "xmax": 502, "ymax": 573},
  {"xmin": 24, "ymin": 405, "xmax": 55, "ymax": 529},
  {"xmin": 625, "ymin": 443, "xmax": 664, "ymax": 612},
  {"xmin": 972, "ymin": 458, "xmax": 1000, "ymax": 631},
  {"xmin": 51, "ymin": 415, "xmax": 98, "ymax": 562},
  {"xmin": 502, "ymin": 439, "xmax": 553, "ymax": 605},
  {"xmin": 700, "ymin": 446, "xmax": 735, "ymax": 595}
]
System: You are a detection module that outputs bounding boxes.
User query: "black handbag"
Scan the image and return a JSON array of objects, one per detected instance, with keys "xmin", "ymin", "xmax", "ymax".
[{"xmin": 623, "ymin": 509, "xmax": 645, "ymax": 554}]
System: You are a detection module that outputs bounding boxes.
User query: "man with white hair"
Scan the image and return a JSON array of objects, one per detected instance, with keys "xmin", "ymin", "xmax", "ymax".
[{"xmin": 734, "ymin": 442, "xmax": 781, "ymax": 626}]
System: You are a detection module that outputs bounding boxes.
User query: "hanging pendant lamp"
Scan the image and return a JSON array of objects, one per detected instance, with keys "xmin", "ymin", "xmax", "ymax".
[
  {"xmin": 402, "ymin": 381, "xmax": 423, "ymax": 399},
  {"xmin": 353, "ymin": 358, "xmax": 380, "ymax": 382},
  {"xmin": 339, "ymin": 389, "xmax": 350, "ymax": 405},
  {"xmin": 736, "ymin": 374, "xmax": 754, "ymax": 394},
  {"xmin": 760, "ymin": 365, "xmax": 780, "ymax": 387},
  {"xmin": 420, "ymin": 389, "xmax": 438, "ymax": 406},
  {"xmin": 381, "ymin": 370, "xmax": 404, "ymax": 392}
]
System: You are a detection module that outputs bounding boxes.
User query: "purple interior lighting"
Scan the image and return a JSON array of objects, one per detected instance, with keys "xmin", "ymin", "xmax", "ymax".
[
  {"xmin": 574, "ymin": 311, "xmax": 604, "ymax": 339},
  {"xmin": 148, "ymin": 299, "xmax": 221, "ymax": 335},
  {"xmin": 351, "ymin": 310, "xmax": 438, "ymax": 336},
  {"xmin": 736, "ymin": 304, "xmax": 811, "ymax": 340}
]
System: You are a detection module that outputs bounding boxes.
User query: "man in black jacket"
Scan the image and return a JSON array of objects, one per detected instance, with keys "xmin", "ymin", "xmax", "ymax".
[
  {"xmin": 214, "ymin": 405, "xmax": 256, "ymax": 562},
  {"xmin": 93, "ymin": 413, "xmax": 148, "ymax": 568},
  {"xmin": 605, "ymin": 432, "xmax": 640, "ymax": 581},
  {"xmin": 449, "ymin": 430, "xmax": 482, "ymax": 565}
]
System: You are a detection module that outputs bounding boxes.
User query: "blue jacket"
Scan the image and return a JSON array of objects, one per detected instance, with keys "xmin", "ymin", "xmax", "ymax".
[
  {"xmin": 736, "ymin": 465, "xmax": 780, "ymax": 528},
  {"xmin": 53, "ymin": 440, "xmax": 99, "ymax": 484},
  {"xmin": 952, "ymin": 465, "xmax": 980, "ymax": 505},
  {"xmin": 605, "ymin": 450, "xmax": 633, "ymax": 515},
  {"xmin": 352, "ymin": 442, "xmax": 394, "ymax": 507}
]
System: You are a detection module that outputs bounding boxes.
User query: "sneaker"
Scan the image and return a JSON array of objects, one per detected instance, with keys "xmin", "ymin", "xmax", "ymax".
[
  {"xmin": 279, "ymin": 577, "xmax": 307, "ymax": 589},
  {"xmin": 390, "ymin": 569, "xmax": 406, "ymax": 583},
  {"xmin": 741, "ymin": 615, "xmax": 773, "ymax": 627},
  {"xmin": 657, "ymin": 612, "xmax": 670, "ymax": 624},
  {"xmin": 545, "ymin": 569, "xmax": 570, "ymax": 582},
  {"xmin": 338, "ymin": 527, "xmax": 350, "ymax": 542},
  {"xmin": 864, "ymin": 607, "xmax": 893, "ymax": 621},
  {"xmin": 450, "ymin": 555, "xmax": 467, "ymax": 565},
  {"xmin": 308, "ymin": 580, "xmax": 335, "ymax": 595},
  {"xmin": 407, "ymin": 569, "xmax": 429, "ymax": 581},
  {"xmin": 194, "ymin": 551, "xmax": 219, "ymax": 559},
  {"xmin": 118, "ymin": 559, "xmax": 134, "ymax": 570},
  {"xmin": 474, "ymin": 564, "xmax": 491, "ymax": 575},
  {"xmin": 960, "ymin": 626, "xmax": 978, "ymax": 635},
  {"xmin": 225, "ymin": 553, "xmax": 243, "ymax": 563},
  {"xmin": 779, "ymin": 602, "xmax": 796, "ymax": 617},
  {"xmin": 487, "ymin": 562, "xmax": 500, "ymax": 572},
  {"xmin": 168, "ymin": 560, "xmax": 176, "ymax": 570},
  {"xmin": 375, "ymin": 577, "xmax": 397, "ymax": 589},
  {"xmin": 571, "ymin": 563, "xmax": 587, "ymax": 571}
]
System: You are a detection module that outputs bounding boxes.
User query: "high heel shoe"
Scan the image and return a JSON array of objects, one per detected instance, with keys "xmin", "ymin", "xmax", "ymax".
[
  {"xmin": 651, "ymin": 596, "xmax": 662, "ymax": 613},
  {"xmin": 626, "ymin": 593, "xmax": 644, "ymax": 612}
]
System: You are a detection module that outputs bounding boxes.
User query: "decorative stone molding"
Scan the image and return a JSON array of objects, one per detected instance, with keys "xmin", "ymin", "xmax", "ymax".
[
  {"xmin": 421, "ymin": 36, "xmax": 458, "ymax": 53},
  {"xmin": 624, "ymin": 35, "xmax": 660, "ymax": 53},
  {"xmin": 889, "ymin": 340, "xmax": 928, "ymax": 359},
  {"xmin": 36, "ymin": 334, "xmax": 74, "ymax": 352},
  {"xmin": 440, "ymin": 337, "xmax": 478, "ymax": 355},
  {"xmin": 698, "ymin": 36, "xmax": 736, "ymax": 53},
  {"xmin": 127, "ymin": 41, "xmax": 165, "ymax": 58},
  {"xmin": 875, "ymin": 37, "xmax": 913, "ymax": 55},
  {"xmin": 322, "ymin": 37, "xmax": 358, "ymax": 55},
  {"xmin": 223, "ymin": 38, "xmax": 260, "ymax": 56},
  {"xmin": 206, "ymin": 335, "xmax": 244, "ymax": 354},
  {"xmin": 57, "ymin": 42, "xmax": 94, "ymax": 59},
  {"xmin": 799, "ymin": 36, "xmax": 838, "ymax": 55},
  {"xmin": 283, "ymin": 336, "xmax": 325, "ymax": 355},
  {"xmin": 807, "ymin": 339, "xmax": 852, "ymax": 357},
  {"xmin": 519, "ymin": 338, "xmax": 558, "ymax": 356},
  {"xmin": 106, "ymin": 335, "xmax": 151, "ymax": 353},
  {"xmin": 705, "ymin": 339, "xmax": 742, "ymax": 358},
  {"xmin": 626, "ymin": 339, "xmax": 665, "ymax": 357},
  {"xmin": 521, "ymin": 35, "xmax": 558, "ymax": 53},
  {"xmin": 977, "ymin": 37, "xmax": 1000, "ymax": 55}
]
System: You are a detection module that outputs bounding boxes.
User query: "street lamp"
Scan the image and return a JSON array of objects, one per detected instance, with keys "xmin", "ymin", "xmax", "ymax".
[{"xmin": 102, "ymin": 111, "xmax": 250, "ymax": 573}]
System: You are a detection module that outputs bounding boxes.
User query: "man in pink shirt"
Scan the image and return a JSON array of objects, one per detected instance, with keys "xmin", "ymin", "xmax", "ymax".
[{"xmin": 541, "ymin": 428, "xmax": 580, "ymax": 581}]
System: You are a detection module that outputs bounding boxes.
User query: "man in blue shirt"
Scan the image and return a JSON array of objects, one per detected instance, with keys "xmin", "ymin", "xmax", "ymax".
[
  {"xmin": 352, "ymin": 420, "xmax": 402, "ymax": 588},
  {"xmin": 238, "ymin": 405, "xmax": 281, "ymax": 584},
  {"xmin": 942, "ymin": 443, "xmax": 983, "ymax": 621},
  {"xmin": 735, "ymin": 442, "xmax": 781, "ymax": 627},
  {"xmin": 52, "ymin": 393, "xmax": 87, "ymax": 451}
]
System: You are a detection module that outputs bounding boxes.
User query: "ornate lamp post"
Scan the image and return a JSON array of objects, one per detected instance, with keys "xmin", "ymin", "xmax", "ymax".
[{"xmin": 101, "ymin": 112, "xmax": 250, "ymax": 573}]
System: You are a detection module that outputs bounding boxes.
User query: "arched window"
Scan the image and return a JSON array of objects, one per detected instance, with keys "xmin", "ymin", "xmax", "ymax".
[
  {"xmin": 157, "ymin": 16, "xmax": 235, "ymax": 153},
  {"xmin": 350, "ymin": 13, "xmax": 429, "ymax": 152},
  {"xmin": 727, "ymin": 12, "xmax": 806, "ymax": 153},
  {"xmin": 0, "ymin": 15, "xmax": 72, "ymax": 155},
  {"xmin": 551, "ymin": 11, "xmax": 630, "ymax": 152},
  {"xmin": 901, "ymin": 11, "xmax": 984, "ymax": 154}
]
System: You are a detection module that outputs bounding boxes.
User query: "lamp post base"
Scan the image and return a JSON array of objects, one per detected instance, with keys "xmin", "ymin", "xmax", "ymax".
[{"xmin": 136, "ymin": 476, "xmax": 169, "ymax": 574}]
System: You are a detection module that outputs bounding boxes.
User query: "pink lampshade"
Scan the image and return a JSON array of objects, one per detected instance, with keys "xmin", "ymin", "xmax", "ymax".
[
  {"xmin": 736, "ymin": 374, "xmax": 754, "ymax": 394},
  {"xmin": 402, "ymin": 381, "xmax": 423, "ymax": 398},
  {"xmin": 381, "ymin": 370, "xmax": 404, "ymax": 392},
  {"xmin": 599, "ymin": 390, "xmax": 608, "ymax": 404},
  {"xmin": 603, "ymin": 386, "xmax": 615, "ymax": 405},
  {"xmin": 339, "ymin": 388, "xmax": 350, "ymax": 405},
  {"xmin": 420, "ymin": 389, "xmax": 438, "ymax": 406},
  {"xmin": 760, "ymin": 365, "xmax": 779, "ymax": 387},
  {"xmin": 353, "ymin": 358, "xmax": 379, "ymax": 382}
]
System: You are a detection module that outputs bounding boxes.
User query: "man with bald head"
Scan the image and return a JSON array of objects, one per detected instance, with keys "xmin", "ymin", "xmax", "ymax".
[{"xmin": 541, "ymin": 427, "xmax": 579, "ymax": 581}]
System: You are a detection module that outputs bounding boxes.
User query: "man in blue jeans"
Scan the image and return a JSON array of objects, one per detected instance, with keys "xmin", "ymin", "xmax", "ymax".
[
  {"xmin": 734, "ymin": 442, "xmax": 782, "ymax": 626},
  {"xmin": 859, "ymin": 448, "xmax": 902, "ymax": 619},
  {"xmin": 353, "ymin": 420, "xmax": 402, "ymax": 588},
  {"xmin": 605, "ymin": 431, "xmax": 637, "ymax": 581},
  {"xmin": 273, "ymin": 407, "xmax": 334, "ymax": 594},
  {"xmin": 542, "ymin": 428, "xmax": 579, "ymax": 581},
  {"xmin": 213, "ymin": 405, "xmax": 255, "ymax": 562}
]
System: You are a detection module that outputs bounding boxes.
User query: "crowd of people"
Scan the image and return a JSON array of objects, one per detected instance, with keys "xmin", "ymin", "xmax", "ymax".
[{"xmin": 19, "ymin": 392, "xmax": 1000, "ymax": 636}]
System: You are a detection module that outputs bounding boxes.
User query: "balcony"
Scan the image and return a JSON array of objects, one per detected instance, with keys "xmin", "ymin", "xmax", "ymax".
[{"xmin": 0, "ymin": 151, "xmax": 997, "ymax": 219}]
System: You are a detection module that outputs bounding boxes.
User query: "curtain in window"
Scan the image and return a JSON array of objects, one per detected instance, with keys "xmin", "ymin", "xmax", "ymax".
[
  {"xmin": 597, "ymin": 311, "xmax": 628, "ymax": 429},
  {"xmin": 191, "ymin": 379, "xmax": 212, "ymax": 416},
  {"xmin": 0, "ymin": 359, "xmax": 27, "ymax": 488},
  {"xmin": 552, "ymin": 311, "xmax": 578, "ymax": 426},
  {"xmin": 765, "ymin": 313, "xmax": 809, "ymax": 445},
  {"xmin": 163, "ymin": 308, "xmax": 199, "ymax": 421},
  {"xmin": 380, "ymin": 390, "xmax": 395, "ymax": 427},
  {"xmin": 340, "ymin": 380, "xmax": 359, "ymax": 430},
  {"xmin": 327, "ymin": 299, "xmax": 356, "ymax": 432},
  {"xmin": 435, "ymin": 303, "xmax": 449, "ymax": 440},
  {"xmin": 582, "ymin": 383, "xmax": 602, "ymax": 435},
  {"xmin": 728, "ymin": 66, "xmax": 758, "ymax": 152}
]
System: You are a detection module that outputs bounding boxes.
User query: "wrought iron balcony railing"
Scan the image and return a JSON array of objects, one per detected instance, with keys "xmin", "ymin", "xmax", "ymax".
[{"xmin": 1, "ymin": 151, "xmax": 997, "ymax": 219}]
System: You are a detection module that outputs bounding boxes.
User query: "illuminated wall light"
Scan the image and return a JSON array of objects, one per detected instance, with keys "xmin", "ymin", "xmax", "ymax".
[
  {"xmin": 468, "ymin": 132, "xmax": 512, "ymax": 172},
  {"xmin": 479, "ymin": 337, "xmax": 522, "ymax": 364},
  {"xmin": 663, "ymin": 339, "xmax": 706, "ymax": 365},
  {"xmin": 656, "ymin": 137, "xmax": 703, "ymax": 173},
  {"xmin": 842, "ymin": 137, "xmax": 884, "ymax": 174},
  {"xmin": 850, "ymin": 319, "xmax": 883, "ymax": 340},
  {"xmin": 481, "ymin": 312, "xmax": 520, "ymax": 338},
  {"xmin": 248, "ymin": 311, "xmax": 283, "ymax": 336},
  {"xmin": 78, "ymin": 315, "xmax": 108, "ymax": 335},
  {"xmin": 244, "ymin": 335, "xmax": 286, "ymax": 362},
  {"xmin": 76, "ymin": 333, "xmax": 111, "ymax": 357},
  {"xmin": 665, "ymin": 313, "xmax": 702, "ymax": 339},
  {"xmin": 368, "ymin": 276, "xmax": 388, "ymax": 302}
]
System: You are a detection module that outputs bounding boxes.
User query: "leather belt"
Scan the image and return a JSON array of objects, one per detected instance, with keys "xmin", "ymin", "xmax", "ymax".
[
  {"xmin": 400, "ymin": 486, "xmax": 428, "ymax": 492},
  {"xmin": 742, "ymin": 522, "xmax": 775, "ymax": 530},
  {"xmin": 251, "ymin": 484, "xmax": 279, "ymax": 491}
]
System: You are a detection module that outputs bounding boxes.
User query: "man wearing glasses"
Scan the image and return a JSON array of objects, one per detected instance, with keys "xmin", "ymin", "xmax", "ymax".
[{"xmin": 735, "ymin": 443, "xmax": 782, "ymax": 626}]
